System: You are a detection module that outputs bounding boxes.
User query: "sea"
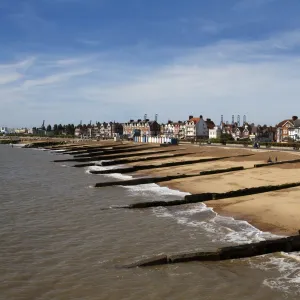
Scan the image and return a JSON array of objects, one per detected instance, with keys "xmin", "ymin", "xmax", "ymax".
[{"xmin": 0, "ymin": 145, "xmax": 299, "ymax": 300}]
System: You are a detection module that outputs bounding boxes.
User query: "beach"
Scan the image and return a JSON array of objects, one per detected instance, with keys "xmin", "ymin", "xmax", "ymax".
[
  {"xmin": 121, "ymin": 143, "xmax": 300, "ymax": 236},
  {"xmin": 26, "ymin": 139, "xmax": 300, "ymax": 236},
  {"xmin": 1, "ymin": 141, "xmax": 300, "ymax": 299}
]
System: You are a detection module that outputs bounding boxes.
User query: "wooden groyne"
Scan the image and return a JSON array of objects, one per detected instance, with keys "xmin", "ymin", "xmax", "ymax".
[
  {"xmin": 53, "ymin": 149, "xmax": 180, "ymax": 163},
  {"xmin": 61, "ymin": 144, "xmax": 138, "ymax": 153},
  {"xmin": 254, "ymin": 158, "xmax": 300, "ymax": 168},
  {"xmin": 127, "ymin": 182, "xmax": 300, "ymax": 209},
  {"xmin": 73, "ymin": 146, "xmax": 158, "ymax": 158},
  {"xmin": 123, "ymin": 235, "xmax": 300, "ymax": 267},
  {"xmin": 49, "ymin": 144, "xmax": 114, "ymax": 153},
  {"xmin": 95, "ymin": 174, "xmax": 199, "ymax": 187},
  {"xmin": 100, "ymin": 152, "xmax": 193, "ymax": 166},
  {"xmin": 72, "ymin": 152, "xmax": 189, "ymax": 168},
  {"xmin": 50, "ymin": 143, "xmax": 136, "ymax": 153},
  {"xmin": 61, "ymin": 145, "xmax": 123, "ymax": 155},
  {"xmin": 24, "ymin": 141, "xmax": 67, "ymax": 148},
  {"xmin": 199, "ymin": 166, "xmax": 244, "ymax": 175},
  {"xmin": 89, "ymin": 155, "xmax": 251, "ymax": 175},
  {"xmin": 94, "ymin": 166, "xmax": 245, "ymax": 188}
]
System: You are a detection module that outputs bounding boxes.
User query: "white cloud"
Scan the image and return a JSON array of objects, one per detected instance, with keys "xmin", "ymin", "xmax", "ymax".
[
  {"xmin": 22, "ymin": 69, "xmax": 94, "ymax": 88},
  {"xmin": 0, "ymin": 73, "xmax": 22, "ymax": 85},
  {"xmin": 1, "ymin": 29, "xmax": 300, "ymax": 127}
]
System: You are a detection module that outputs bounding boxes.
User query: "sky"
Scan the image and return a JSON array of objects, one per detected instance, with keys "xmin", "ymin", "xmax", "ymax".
[{"xmin": 1, "ymin": 0, "xmax": 300, "ymax": 127}]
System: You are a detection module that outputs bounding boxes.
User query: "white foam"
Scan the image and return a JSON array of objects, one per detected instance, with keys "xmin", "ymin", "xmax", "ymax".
[
  {"xmin": 152, "ymin": 202, "xmax": 278, "ymax": 244},
  {"xmin": 150, "ymin": 191, "xmax": 299, "ymax": 295},
  {"xmin": 85, "ymin": 165, "xmax": 125, "ymax": 174},
  {"xmin": 51, "ymin": 149, "xmax": 66, "ymax": 153},
  {"xmin": 124, "ymin": 183, "xmax": 190, "ymax": 197},
  {"xmin": 250, "ymin": 254, "xmax": 300, "ymax": 295},
  {"xmin": 105, "ymin": 173, "xmax": 133, "ymax": 180}
]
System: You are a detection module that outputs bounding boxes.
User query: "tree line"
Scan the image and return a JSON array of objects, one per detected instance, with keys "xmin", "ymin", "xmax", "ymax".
[{"xmin": 33, "ymin": 124, "xmax": 76, "ymax": 136}]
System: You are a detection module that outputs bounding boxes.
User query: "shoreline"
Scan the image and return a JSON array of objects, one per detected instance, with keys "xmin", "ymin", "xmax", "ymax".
[
  {"xmin": 156, "ymin": 179, "xmax": 300, "ymax": 237},
  {"xmin": 154, "ymin": 181, "xmax": 289, "ymax": 236},
  {"xmin": 25, "ymin": 140, "xmax": 300, "ymax": 237},
  {"xmin": 126, "ymin": 145, "xmax": 300, "ymax": 237}
]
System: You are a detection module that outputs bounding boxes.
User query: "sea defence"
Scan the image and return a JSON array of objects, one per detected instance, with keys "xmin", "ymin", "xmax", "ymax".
[
  {"xmin": 94, "ymin": 166, "xmax": 245, "ymax": 188},
  {"xmin": 73, "ymin": 152, "xmax": 191, "ymax": 168},
  {"xmin": 53, "ymin": 149, "xmax": 180, "ymax": 163},
  {"xmin": 100, "ymin": 152, "xmax": 192, "ymax": 166},
  {"xmin": 123, "ymin": 235, "xmax": 300, "ymax": 267},
  {"xmin": 88, "ymin": 155, "xmax": 252, "ymax": 175},
  {"xmin": 254, "ymin": 158, "xmax": 300, "ymax": 168},
  {"xmin": 62, "ymin": 145, "xmax": 132, "ymax": 155},
  {"xmin": 95, "ymin": 174, "xmax": 199, "ymax": 187},
  {"xmin": 73, "ymin": 146, "xmax": 159, "ymax": 158},
  {"xmin": 127, "ymin": 182, "xmax": 300, "ymax": 209}
]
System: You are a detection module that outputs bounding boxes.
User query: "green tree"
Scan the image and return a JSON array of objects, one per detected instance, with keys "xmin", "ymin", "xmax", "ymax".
[
  {"xmin": 58, "ymin": 124, "xmax": 63, "ymax": 134},
  {"xmin": 46, "ymin": 125, "xmax": 52, "ymax": 132},
  {"xmin": 53, "ymin": 124, "xmax": 58, "ymax": 135},
  {"xmin": 221, "ymin": 133, "xmax": 234, "ymax": 141}
]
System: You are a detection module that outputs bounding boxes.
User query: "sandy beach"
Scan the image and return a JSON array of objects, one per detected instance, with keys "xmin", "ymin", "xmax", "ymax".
[
  {"xmin": 125, "ymin": 144, "xmax": 300, "ymax": 236},
  {"xmin": 36, "ymin": 139, "xmax": 300, "ymax": 236}
]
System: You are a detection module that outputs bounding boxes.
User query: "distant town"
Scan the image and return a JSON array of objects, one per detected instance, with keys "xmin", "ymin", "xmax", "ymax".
[{"xmin": 1, "ymin": 114, "xmax": 300, "ymax": 143}]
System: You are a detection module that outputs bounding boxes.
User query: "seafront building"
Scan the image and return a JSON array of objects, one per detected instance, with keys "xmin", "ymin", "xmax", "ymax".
[
  {"xmin": 276, "ymin": 116, "xmax": 300, "ymax": 142},
  {"xmin": 209, "ymin": 126, "xmax": 222, "ymax": 139},
  {"xmin": 4, "ymin": 113, "xmax": 300, "ymax": 144},
  {"xmin": 0, "ymin": 127, "xmax": 9, "ymax": 134},
  {"xmin": 123, "ymin": 119, "xmax": 160, "ymax": 137},
  {"xmin": 74, "ymin": 122, "xmax": 123, "ymax": 139}
]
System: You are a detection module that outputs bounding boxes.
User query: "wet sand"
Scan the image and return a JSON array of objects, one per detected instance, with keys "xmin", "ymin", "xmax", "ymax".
[
  {"xmin": 126, "ymin": 144, "xmax": 300, "ymax": 236},
  {"xmin": 48, "ymin": 140, "xmax": 300, "ymax": 236}
]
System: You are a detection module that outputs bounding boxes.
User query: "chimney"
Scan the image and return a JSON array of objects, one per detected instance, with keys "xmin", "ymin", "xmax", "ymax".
[
  {"xmin": 189, "ymin": 115, "xmax": 193, "ymax": 120},
  {"xmin": 292, "ymin": 116, "xmax": 298, "ymax": 121}
]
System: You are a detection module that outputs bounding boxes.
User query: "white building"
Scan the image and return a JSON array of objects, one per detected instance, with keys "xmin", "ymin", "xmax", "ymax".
[
  {"xmin": 162, "ymin": 122, "xmax": 175, "ymax": 137},
  {"xmin": 288, "ymin": 119, "xmax": 300, "ymax": 141},
  {"xmin": 0, "ymin": 127, "xmax": 9, "ymax": 134},
  {"xmin": 184, "ymin": 115, "xmax": 215, "ymax": 139},
  {"xmin": 195, "ymin": 116, "xmax": 209, "ymax": 138},
  {"xmin": 185, "ymin": 116, "xmax": 199, "ymax": 138},
  {"xmin": 209, "ymin": 126, "xmax": 222, "ymax": 139}
]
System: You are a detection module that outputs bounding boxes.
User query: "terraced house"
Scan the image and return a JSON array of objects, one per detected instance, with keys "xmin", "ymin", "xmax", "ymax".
[
  {"xmin": 234, "ymin": 124, "xmax": 252, "ymax": 140},
  {"xmin": 250, "ymin": 125, "xmax": 275, "ymax": 142},
  {"xmin": 123, "ymin": 119, "xmax": 160, "ymax": 137}
]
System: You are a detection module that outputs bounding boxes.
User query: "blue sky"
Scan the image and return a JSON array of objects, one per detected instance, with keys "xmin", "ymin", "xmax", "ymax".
[{"xmin": 1, "ymin": 0, "xmax": 300, "ymax": 127}]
